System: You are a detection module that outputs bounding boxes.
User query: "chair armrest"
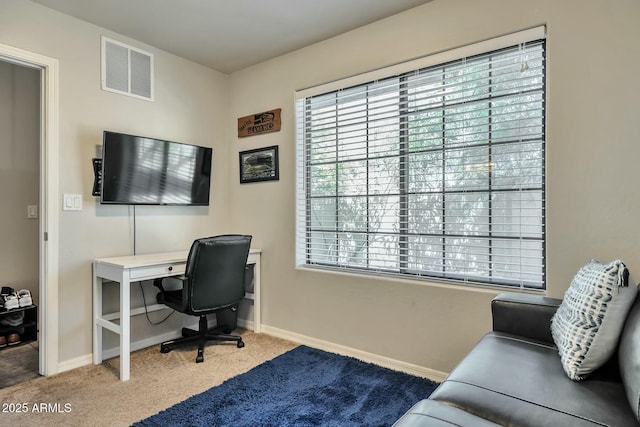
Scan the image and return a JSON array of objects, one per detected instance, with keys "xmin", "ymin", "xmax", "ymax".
[
  {"xmin": 153, "ymin": 275, "xmax": 187, "ymax": 290},
  {"xmin": 153, "ymin": 276, "xmax": 188, "ymax": 303},
  {"xmin": 153, "ymin": 277, "xmax": 166, "ymax": 292},
  {"xmin": 491, "ymin": 293, "xmax": 562, "ymax": 345}
]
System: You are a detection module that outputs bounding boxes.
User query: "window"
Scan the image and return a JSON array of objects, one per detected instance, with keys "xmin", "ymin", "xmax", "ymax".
[{"xmin": 295, "ymin": 28, "xmax": 546, "ymax": 289}]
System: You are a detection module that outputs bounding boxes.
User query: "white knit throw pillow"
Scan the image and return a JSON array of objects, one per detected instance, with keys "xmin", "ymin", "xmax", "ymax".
[{"xmin": 551, "ymin": 259, "xmax": 637, "ymax": 381}]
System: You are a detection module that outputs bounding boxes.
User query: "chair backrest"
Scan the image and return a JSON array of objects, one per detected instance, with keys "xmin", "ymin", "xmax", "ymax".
[{"xmin": 184, "ymin": 235, "xmax": 252, "ymax": 313}]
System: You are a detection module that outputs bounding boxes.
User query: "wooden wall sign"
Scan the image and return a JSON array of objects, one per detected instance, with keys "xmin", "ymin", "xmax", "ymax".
[{"xmin": 237, "ymin": 108, "xmax": 281, "ymax": 138}]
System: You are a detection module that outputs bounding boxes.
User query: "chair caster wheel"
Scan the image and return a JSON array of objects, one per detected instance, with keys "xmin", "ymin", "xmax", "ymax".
[
  {"xmin": 237, "ymin": 340, "xmax": 245, "ymax": 348},
  {"xmin": 160, "ymin": 344, "xmax": 171, "ymax": 354},
  {"xmin": 196, "ymin": 355, "xmax": 204, "ymax": 363}
]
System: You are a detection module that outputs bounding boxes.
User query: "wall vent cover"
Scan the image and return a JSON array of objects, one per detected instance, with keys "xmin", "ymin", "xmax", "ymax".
[{"xmin": 101, "ymin": 36, "xmax": 154, "ymax": 101}]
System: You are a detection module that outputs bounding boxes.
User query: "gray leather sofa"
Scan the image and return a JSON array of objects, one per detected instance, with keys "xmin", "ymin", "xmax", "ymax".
[{"xmin": 394, "ymin": 293, "xmax": 640, "ymax": 426}]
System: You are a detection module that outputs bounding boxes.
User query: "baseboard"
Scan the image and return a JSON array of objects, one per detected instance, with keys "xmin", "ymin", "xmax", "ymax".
[
  {"xmin": 58, "ymin": 323, "xmax": 199, "ymax": 374},
  {"xmin": 260, "ymin": 324, "xmax": 448, "ymax": 382},
  {"xmin": 58, "ymin": 353, "xmax": 93, "ymax": 374},
  {"xmin": 59, "ymin": 320, "xmax": 447, "ymax": 383},
  {"xmin": 238, "ymin": 318, "xmax": 253, "ymax": 331},
  {"xmin": 101, "ymin": 329, "xmax": 190, "ymax": 361}
]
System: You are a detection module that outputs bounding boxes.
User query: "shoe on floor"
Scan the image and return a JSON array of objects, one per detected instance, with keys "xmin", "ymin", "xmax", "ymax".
[
  {"xmin": 2, "ymin": 293, "xmax": 19, "ymax": 310},
  {"xmin": 7, "ymin": 333, "xmax": 20, "ymax": 346},
  {"xmin": 17, "ymin": 289, "xmax": 32, "ymax": 307},
  {"xmin": 0, "ymin": 286, "xmax": 15, "ymax": 296},
  {"xmin": 0, "ymin": 336, "xmax": 6, "ymax": 348}
]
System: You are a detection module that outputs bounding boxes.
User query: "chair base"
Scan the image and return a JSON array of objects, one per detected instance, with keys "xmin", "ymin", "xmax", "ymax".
[{"xmin": 159, "ymin": 315, "xmax": 244, "ymax": 363}]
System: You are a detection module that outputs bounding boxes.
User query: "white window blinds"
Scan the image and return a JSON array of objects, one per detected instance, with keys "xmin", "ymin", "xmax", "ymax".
[{"xmin": 295, "ymin": 28, "xmax": 546, "ymax": 289}]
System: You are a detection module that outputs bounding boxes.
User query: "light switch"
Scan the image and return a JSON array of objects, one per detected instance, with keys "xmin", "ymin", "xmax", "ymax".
[
  {"xmin": 63, "ymin": 194, "xmax": 73, "ymax": 210},
  {"xmin": 63, "ymin": 194, "xmax": 82, "ymax": 211},
  {"xmin": 27, "ymin": 205, "xmax": 38, "ymax": 219}
]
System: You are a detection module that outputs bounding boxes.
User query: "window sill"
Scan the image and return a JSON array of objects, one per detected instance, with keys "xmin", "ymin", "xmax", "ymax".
[{"xmin": 295, "ymin": 264, "xmax": 546, "ymax": 296}]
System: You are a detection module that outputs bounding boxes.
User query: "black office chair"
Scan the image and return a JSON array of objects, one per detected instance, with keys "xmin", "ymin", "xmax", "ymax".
[{"xmin": 153, "ymin": 234, "xmax": 252, "ymax": 363}]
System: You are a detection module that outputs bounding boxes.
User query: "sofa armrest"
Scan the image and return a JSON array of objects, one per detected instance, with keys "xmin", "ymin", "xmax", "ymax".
[{"xmin": 491, "ymin": 293, "xmax": 562, "ymax": 345}]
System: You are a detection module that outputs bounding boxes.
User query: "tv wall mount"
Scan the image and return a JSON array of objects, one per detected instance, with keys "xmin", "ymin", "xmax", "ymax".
[{"xmin": 92, "ymin": 158, "xmax": 102, "ymax": 197}]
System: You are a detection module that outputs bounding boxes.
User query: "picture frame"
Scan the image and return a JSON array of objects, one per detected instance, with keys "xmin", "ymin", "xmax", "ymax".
[{"xmin": 239, "ymin": 145, "xmax": 279, "ymax": 184}]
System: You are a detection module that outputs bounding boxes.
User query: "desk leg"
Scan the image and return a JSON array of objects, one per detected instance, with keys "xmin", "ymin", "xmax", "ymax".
[
  {"xmin": 92, "ymin": 264, "xmax": 102, "ymax": 365},
  {"xmin": 254, "ymin": 257, "xmax": 261, "ymax": 333},
  {"xmin": 120, "ymin": 276, "xmax": 131, "ymax": 381}
]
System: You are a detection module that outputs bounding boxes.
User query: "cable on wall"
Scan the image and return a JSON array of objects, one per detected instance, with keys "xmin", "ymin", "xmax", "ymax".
[{"xmin": 132, "ymin": 204, "xmax": 137, "ymax": 255}]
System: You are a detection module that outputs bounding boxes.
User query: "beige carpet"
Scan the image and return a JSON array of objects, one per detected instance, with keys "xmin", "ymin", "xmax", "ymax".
[{"xmin": 0, "ymin": 330, "xmax": 297, "ymax": 427}]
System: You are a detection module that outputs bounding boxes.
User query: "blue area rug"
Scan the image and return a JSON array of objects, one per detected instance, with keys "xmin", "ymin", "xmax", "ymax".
[{"xmin": 134, "ymin": 345, "xmax": 438, "ymax": 426}]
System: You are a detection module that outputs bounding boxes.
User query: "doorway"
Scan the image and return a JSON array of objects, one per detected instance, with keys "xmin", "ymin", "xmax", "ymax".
[
  {"xmin": 0, "ymin": 42, "xmax": 60, "ymax": 380},
  {"xmin": 0, "ymin": 60, "xmax": 40, "ymax": 387}
]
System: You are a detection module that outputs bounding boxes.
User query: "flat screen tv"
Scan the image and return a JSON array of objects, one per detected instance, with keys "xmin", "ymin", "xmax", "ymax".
[{"xmin": 100, "ymin": 131, "xmax": 212, "ymax": 206}]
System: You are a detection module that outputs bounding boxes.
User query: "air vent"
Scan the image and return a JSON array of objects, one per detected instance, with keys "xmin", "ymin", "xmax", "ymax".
[{"xmin": 101, "ymin": 36, "xmax": 154, "ymax": 101}]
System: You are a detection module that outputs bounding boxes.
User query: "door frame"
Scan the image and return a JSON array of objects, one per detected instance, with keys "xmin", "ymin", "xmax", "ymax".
[{"xmin": 0, "ymin": 43, "xmax": 59, "ymax": 376}]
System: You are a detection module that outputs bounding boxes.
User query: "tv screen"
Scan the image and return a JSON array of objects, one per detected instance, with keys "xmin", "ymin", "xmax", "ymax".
[{"xmin": 100, "ymin": 131, "xmax": 212, "ymax": 205}]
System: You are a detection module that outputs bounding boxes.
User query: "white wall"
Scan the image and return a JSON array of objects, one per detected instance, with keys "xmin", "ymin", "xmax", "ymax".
[
  {"xmin": 0, "ymin": 61, "xmax": 39, "ymax": 305},
  {"xmin": 228, "ymin": 0, "xmax": 640, "ymax": 373},
  {"xmin": 0, "ymin": 0, "xmax": 231, "ymax": 363}
]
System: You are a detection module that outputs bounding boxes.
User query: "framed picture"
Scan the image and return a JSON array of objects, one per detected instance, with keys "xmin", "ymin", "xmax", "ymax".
[{"xmin": 239, "ymin": 145, "xmax": 279, "ymax": 184}]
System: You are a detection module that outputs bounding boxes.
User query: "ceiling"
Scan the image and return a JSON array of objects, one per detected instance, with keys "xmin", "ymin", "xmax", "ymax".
[{"xmin": 29, "ymin": 0, "xmax": 433, "ymax": 73}]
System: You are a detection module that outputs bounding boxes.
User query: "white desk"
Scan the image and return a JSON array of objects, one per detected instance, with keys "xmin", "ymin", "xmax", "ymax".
[{"xmin": 92, "ymin": 249, "xmax": 261, "ymax": 381}]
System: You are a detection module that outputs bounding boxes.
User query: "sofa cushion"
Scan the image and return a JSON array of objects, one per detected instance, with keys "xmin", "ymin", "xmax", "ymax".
[
  {"xmin": 429, "ymin": 332, "xmax": 637, "ymax": 426},
  {"xmin": 619, "ymin": 294, "xmax": 640, "ymax": 421},
  {"xmin": 551, "ymin": 259, "xmax": 637, "ymax": 380},
  {"xmin": 392, "ymin": 400, "xmax": 499, "ymax": 426}
]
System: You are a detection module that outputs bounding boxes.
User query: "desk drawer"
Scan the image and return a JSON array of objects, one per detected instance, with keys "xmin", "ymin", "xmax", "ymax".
[{"xmin": 129, "ymin": 262, "xmax": 186, "ymax": 280}]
